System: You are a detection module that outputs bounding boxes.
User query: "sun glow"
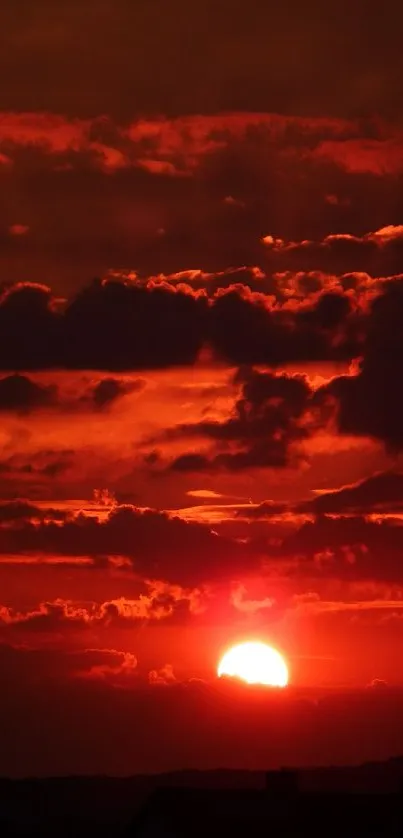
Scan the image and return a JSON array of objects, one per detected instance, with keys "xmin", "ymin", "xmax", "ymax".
[{"xmin": 217, "ymin": 641, "xmax": 289, "ymax": 687}]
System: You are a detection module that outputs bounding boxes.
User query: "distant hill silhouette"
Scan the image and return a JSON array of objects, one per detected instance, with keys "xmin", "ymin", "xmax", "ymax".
[{"xmin": 1, "ymin": 758, "xmax": 403, "ymax": 835}]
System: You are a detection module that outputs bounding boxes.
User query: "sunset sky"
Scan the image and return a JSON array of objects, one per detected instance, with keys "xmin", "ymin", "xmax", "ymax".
[{"xmin": 2, "ymin": 0, "xmax": 403, "ymax": 776}]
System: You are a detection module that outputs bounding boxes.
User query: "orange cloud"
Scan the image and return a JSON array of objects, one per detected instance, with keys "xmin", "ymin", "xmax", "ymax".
[
  {"xmin": 0, "ymin": 111, "xmax": 401, "ymax": 178},
  {"xmin": 0, "ymin": 583, "xmax": 207, "ymax": 634},
  {"xmin": 149, "ymin": 663, "xmax": 176, "ymax": 684},
  {"xmin": 230, "ymin": 583, "xmax": 274, "ymax": 614},
  {"xmin": 77, "ymin": 648, "xmax": 137, "ymax": 682},
  {"xmin": 316, "ymin": 137, "xmax": 403, "ymax": 175},
  {"xmin": 291, "ymin": 592, "xmax": 403, "ymax": 617}
]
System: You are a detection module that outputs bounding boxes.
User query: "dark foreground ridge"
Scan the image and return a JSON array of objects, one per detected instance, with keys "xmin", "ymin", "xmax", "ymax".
[{"xmin": 2, "ymin": 758, "xmax": 403, "ymax": 836}]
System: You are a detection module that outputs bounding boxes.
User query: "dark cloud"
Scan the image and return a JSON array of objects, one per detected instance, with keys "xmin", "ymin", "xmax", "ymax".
[
  {"xmin": 0, "ymin": 500, "xmax": 67, "ymax": 522},
  {"xmin": 0, "ymin": 283, "xmax": 60, "ymax": 370},
  {"xmin": 0, "ymin": 450, "xmax": 74, "ymax": 482},
  {"xmin": 63, "ymin": 279, "xmax": 208, "ymax": 369},
  {"xmin": 210, "ymin": 286, "xmax": 364, "ymax": 365},
  {"xmin": 282, "ymin": 516, "xmax": 403, "ymax": 583},
  {"xmin": 169, "ymin": 368, "xmax": 313, "ymax": 471},
  {"xmin": 90, "ymin": 377, "xmax": 144, "ymax": 409},
  {"xmin": 0, "ymin": 279, "xmax": 207, "ymax": 370},
  {"xmin": 2, "ymin": 266, "xmax": 403, "ymax": 373},
  {"xmin": 262, "ymin": 227, "xmax": 403, "ymax": 276},
  {"xmin": 243, "ymin": 472, "xmax": 403, "ymax": 519},
  {"xmin": 320, "ymin": 277, "xmax": 403, "ymax": 450},
  {"xmin": 0, "ymin": 373, "xmax": 56, "ymax": 411},
  {"xmin": 0, "ymin": 110, "xmax": 402, "ymax": 290},
  {"xmin": 303, "ymin": 472, "xmax": 403, "ymax": 516},
  {"xmin": 0, "ymin": 643, "xmax": 137, "ymax": 690},
  {"xmin": 0, "ymin": 278, "xmax": 362, "ymax": 369},
  {"xmin": 171, "ymin": 453, "xmax": 211, "ymax": 473},
  {"xmin": 0, "ymin": 371, "xmax": 144, "ymax": 414},
  {"xmin": 234, "ymin": 472, "xmax": 403, "ymax": 582},
  {"xmin": 0, "ymin": 504, "xmax": 256, "ymax": 585},
  {"xmin": 6, "ymin": 493, "xmax": 403, "ymax": 587},
  {"xmin": 235, "ymin": 499, "xmax": 292, "ymax": 519}
]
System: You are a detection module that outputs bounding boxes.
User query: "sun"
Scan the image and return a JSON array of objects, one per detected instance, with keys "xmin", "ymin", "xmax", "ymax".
[{"xmin": 217, "ymin": 641, "xmax": 288, "ymax": 687}]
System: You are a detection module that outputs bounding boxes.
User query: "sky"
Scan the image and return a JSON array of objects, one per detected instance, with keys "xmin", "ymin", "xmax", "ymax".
[{"xmin": 2, "ymin": 0, "xmax": 403, "ymax": 776}]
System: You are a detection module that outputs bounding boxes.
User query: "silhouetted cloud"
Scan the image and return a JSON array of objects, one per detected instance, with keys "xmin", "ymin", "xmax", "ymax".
[
  {"xmin": 0, "ymin": 270, "xmax": 402, "ymax": 371},
  {"xmin": 0, "ymin": 504, "xmax": 257, "ymax": 585},
  {"xmin": 246, "ymin": 471, "xmax": 403, "ymax": 518},
  {"xmin": 0, "ymin": 500, "xmax": 67, "ymax": 522},
  {"xmin": 0, "ymin": 583, "xmax": 206, "ymax": 637},
  {"xmin": 0, "ymin": 373, "xmax": 56, "ymax": 411},
  {"xmin": 324, "ymin": 280, "xmax": 403, "ymax": 447},
  {"xmin": 282, "ymin": 516, "xmax": 403, "ymax": 582},
  {"xmin": 305, "ymin": 472, "xmax": 403, "ymax": 516},
  {"xmin": 169, "ymin": 368, "xmax": 313, "ymax": 470},
  {"xmin": 90, "ymin": 377, "xmax": 144, "ymax": 409}
]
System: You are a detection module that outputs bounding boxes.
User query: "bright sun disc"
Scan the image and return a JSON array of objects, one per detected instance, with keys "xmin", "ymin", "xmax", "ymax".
[{"xmin": 218, "ymin": 641, "xmax": 288, "ymax": 687}]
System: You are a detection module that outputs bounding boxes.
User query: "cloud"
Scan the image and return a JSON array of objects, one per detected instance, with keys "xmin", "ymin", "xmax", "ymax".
[
  {"xmin": 0, "ymin": 268, "xmax": 394, "ymax": 371},
  {"xmin": 261, "ymin": 226, "xmax": 403, "ymax": 276},
  {"xmin": 236, "ymin": 483, "xmax": 403, "ymax": 584},
  {"xmin": 169, "ymin": 368, "xmax": 314, "ymax": 471},
  {"xmin": 149, "ymin": 663, "xmax": 176, "ymax": 685},
  {"xmin": 0, "ymin": 642, "xmax": 138, "ymax": 689},
  {"xmin": 0, "ymin": 504, "xmax": 256, "ymax": 585},
  {"xmin": 0, "ymin": 371, "xmax": 145, "ymax": 415},
  {"xmin": 0, "ymin": 583, "xmax": 207, "ymax": 637},
  {"xmin": 0, "ymin": 499, "xmax": 67, "ymax": 522},
  {"xmin": 230, "ymin": 583, "xmax": 274, "ymax": 614},
  {"xmin": 248, "ymin": 470, "xmax": 403, "ymax": 519},
  {"xmin": 0, "ymin": 107, "xmax": 402, "ymax": 292},
  {"xmin": 76, "ymin": 649, "xmax": 137, "ymax": 683},
  {"xmin": 291, "ymin": 592, "xmax": 403, "ymax": 618},
  {"xmin": 0, "ymin": 599, "xmax": 94, "ymax": 633},
  {"xmin": 282, "ymin": 516, "xmax": 403, "ymax": 583},
  {"xmin": 0, "ymin": 113, "xmax": 129, "ymax": 172},
  {"xmin": 0, "ymin": 450, "xmax": 74, "ymax": 483},
  {"xmin": 7, "ymin": 468, "xmax": 403, "ymax": 590},
  {"xmin": 186, "ymin": 489, "xmax": 225, "ymax": 499},
  {"xmin": 88, "ymin": 377, "xmax": 145, "ymax": 409},
  {"xmin": 306, "ymin": 472, "xmax": 403, "ymax": 516},
  {"xmin": 0, "ymin": 374, "xmax": 57, "ymax": 411},
  {"xmin": 316, "ymin": 138, "xmax": 403, "ymax": 175},
  {"xmin": 242, "ymin": 471, "xmax": 403, "ymax": 522},
  {"xmin": 318, "ymin": 278, "xmax": 403, "ymax": 450},
  {"xmin": 367, "ymin": 678, "xmax": 389, "ymax": 689},
  {"xmin": 0, "ymin": 279, "xmax": 209, "ymax": 370},
  {"xmin": 170, "ymin": 453, "xmax": 212, "ymax": 472},
  {"xmin": 237, "ymin": 499, "xmax": 294, "ymax": 520},
  {"xmin": 1, "ymin": 112, "xmax": 400, "ymax": 178}
]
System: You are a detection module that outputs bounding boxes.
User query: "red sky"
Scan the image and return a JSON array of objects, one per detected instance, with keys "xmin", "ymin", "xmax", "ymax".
[{"xmin": 1, "ymin": 0, "xmax": 403, "ymax": 777}]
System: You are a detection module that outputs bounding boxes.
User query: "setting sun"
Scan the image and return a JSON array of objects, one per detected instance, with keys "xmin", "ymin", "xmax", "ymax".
[{"xmin": 217, "ymin": 641, "xmax": 289, "ymax": 687}]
